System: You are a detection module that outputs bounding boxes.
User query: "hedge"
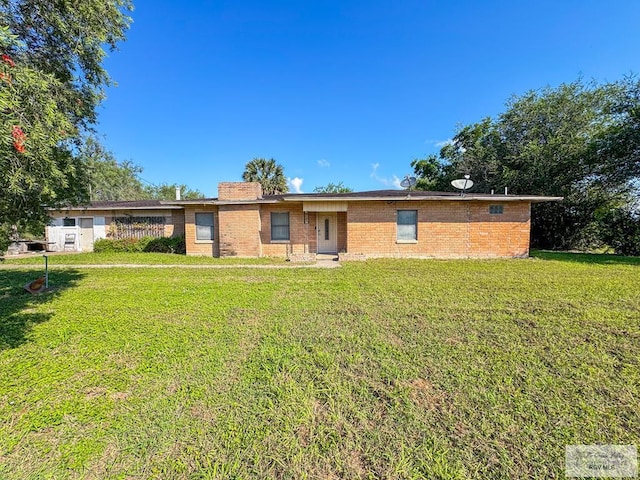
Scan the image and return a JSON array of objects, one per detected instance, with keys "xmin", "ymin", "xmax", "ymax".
[{"xmin": 94, "ymin": 236, "xmax": 186, "ymax": 254}]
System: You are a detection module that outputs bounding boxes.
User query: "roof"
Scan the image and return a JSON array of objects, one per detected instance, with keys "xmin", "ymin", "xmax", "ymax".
[
  {"xmin": 277, "ymin": 190, "xmax": 563, "ymax": 203},
  {"xmin": 52, "ymin": 190, "xmax": 562, "ymax": 211},
  {"xmin": 55, "ymin": 199, "xmax": 187, "ymax": 211}
]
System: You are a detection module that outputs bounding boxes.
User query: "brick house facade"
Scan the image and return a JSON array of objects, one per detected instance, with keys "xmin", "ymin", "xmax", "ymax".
[{"xmin": 47, "ymin": 182, "xmax": 560, "ymax": 258}]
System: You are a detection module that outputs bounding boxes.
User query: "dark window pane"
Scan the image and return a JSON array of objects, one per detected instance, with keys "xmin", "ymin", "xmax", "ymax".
[
  {"xmin": 195, "ymin": 213, "xmax": 214, "ymax": 240},
  {"xmin": 397, "ymin": 210, "xmax": 417, "ymax": 240},
  {"xmin": 271, "ymin": 212, "xmax": 290, "ymax": 240}
]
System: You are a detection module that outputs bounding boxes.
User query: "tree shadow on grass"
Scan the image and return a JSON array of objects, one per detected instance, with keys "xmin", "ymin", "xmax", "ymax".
[
  {"xmin": 0, "ymin": 269, "xmax": 85, "ymax": 350},
  {"xmin": 531, "ymin": 250, "xmax": 640, "ymax": 266}
]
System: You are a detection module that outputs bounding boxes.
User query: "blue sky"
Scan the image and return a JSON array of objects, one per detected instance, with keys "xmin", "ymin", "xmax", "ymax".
[{"xmin": 98, "ymin": 0, "xmax": 640, "ymax": 196}]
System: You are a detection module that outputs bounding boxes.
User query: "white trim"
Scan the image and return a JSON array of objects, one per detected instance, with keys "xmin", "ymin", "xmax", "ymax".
[{"xmin": 303, "ymin": 201, "xmax": 347, "ymax": 212}]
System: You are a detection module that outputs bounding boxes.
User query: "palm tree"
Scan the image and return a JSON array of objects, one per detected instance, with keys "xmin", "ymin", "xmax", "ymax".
[{"xmin": 242, "ymin": 158, "xmax": 289, "ymax": 195}]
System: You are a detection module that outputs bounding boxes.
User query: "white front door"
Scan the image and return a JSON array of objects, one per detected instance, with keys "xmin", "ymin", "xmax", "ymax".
[
  {"xmin": 317, "ymin": 213, "xmax": 337, "ymax": 253},
  {"xmin": 79, "ymin": 218, "xmax": 94, "ymax": 252}
]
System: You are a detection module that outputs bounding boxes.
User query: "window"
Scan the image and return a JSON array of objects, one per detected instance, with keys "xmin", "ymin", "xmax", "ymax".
[
  {"xmin": 397, "ymin": 210, "xmax": 417, "ymax": 241},
  {"xmin": 489, "ymin": 205, "xmax": 504, "ymax": 215},
  {"xmin": 195, "ymin": 213, "xmax": 214, "ymax": 241},
  {"xmin": 271, "ymin": 212, "xmax": 290, "ymax": 241},
  {"xmin": 63, "ymin": 217, "xmax": 76, "ymax": 227},
  {"xmin": 324, "ymin": 218, "xmax": 330, "ymax": 241}
]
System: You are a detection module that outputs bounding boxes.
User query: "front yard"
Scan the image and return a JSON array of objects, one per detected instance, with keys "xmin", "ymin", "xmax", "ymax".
[{"xmin": 0, "ymin": 254, "xmax": 638, "ymax": 479}]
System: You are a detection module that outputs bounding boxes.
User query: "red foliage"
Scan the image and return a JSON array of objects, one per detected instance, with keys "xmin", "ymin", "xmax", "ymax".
[
  {"xmin": 12, "ymin": 126, "xmax": 26, "ymax": 153},
  {"xmin": 2, "ymin": 54, "xmax": 15, "ymax": 67}
]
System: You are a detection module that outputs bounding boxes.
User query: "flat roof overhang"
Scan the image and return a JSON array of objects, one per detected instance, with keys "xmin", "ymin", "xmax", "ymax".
[
  {"xmin": 49, "ymin": 205, "xmax": 185, "ymax": 211},
  {"xmin": 213, "ymin": 200, "xmax": 280, "ymax": 206},
  {"xmin": 285, "ymin": 195, "xmax": 563, "ymax": 203}
]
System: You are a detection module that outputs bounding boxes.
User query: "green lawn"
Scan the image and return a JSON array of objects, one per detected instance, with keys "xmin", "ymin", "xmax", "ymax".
[
  {"xmin": 0, "ymin": 254, "xmax": 638, "ymax": 479},
  {"xmin": 1, "ymin": 251, "xmax": 288, "ymax": 265}
]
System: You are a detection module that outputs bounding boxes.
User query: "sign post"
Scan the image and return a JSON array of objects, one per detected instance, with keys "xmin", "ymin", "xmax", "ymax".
[{"xmin": 43, "ymin": 254, "xmax": 49, "ymax": 289}]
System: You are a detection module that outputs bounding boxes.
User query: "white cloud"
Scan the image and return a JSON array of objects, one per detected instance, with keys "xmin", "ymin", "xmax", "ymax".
[
  {"xmin": 370, "ymin": 163, "xmax": 402, "ymax": 189},
  {"xmin": 288, "ymin": 177, "xmax": 304, "ymax": 193},
  {"xmin": 317, "ymin": 159, "xmax": 330, "ymax": 168},
  {"xmin": 434, "ymin": 139, "xmax": 453, "ymax": 148},
  {"xmin": 424, "ymin": 138, "xmax": 453, "ymax": 148}
]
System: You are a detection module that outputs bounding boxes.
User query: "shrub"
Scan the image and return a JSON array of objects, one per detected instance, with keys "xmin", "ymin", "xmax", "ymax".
[
  {"xmin": 94, "ymin": 237, "xmax": 143, "ymax": 253},
  {"xmin": 94, "ymin": 236, "xmax": 185, "ymax": 254},
  {"xmin": 600, "ymin": 209, "xmax": 640, "ymax": 256},
  {"xmin": 143, "ymin": 236, "xmax": 186, "ymax": 254}
]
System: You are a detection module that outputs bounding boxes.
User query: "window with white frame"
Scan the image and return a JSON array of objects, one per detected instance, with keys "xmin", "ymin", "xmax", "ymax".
[
  {"xmin": 195, "ymin": 213, "xmax": 214, "ymax": 241},
  {"xmin": 63, "ymin": 217, "xmax": 76, "ymax": 227},
  {"xmin": 271, "ymin": 212, "xmax": 290, "ymax": 241},
  {"xmin": 397, "ymin": 210, "xmax": 417, "ymax": 241}
]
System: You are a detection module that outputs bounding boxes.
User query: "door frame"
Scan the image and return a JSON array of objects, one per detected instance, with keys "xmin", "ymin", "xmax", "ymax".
[
  {"xmin": 79, "ymin": 217, "xmax": 94, "ymax": 252},
  {"xmin": 317, "ymin": 213, "xmax": 337, "ymax": 253}
]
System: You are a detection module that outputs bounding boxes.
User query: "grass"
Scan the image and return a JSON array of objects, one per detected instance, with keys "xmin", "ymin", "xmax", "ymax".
[
  {"xmin": 0, "ymin": 251, "xmax": 288, "ymax": 265},
  {"xmin": 531, "ymin": 249, "xmax": 640, "ymax": 266},
  {"xmin": 0, "ymin": 254, "xmax": 638, "ymax": 479}
]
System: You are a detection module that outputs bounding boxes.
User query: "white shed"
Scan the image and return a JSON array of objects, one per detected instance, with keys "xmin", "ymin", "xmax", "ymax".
[{"xmin": 46, "ymin": 216, "xmax": 107, "ymax": 252}]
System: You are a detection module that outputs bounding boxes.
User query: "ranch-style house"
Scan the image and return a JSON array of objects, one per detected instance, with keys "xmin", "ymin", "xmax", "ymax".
[{"xmin": 46, "ymin": 182, "xmax": 562, "ymax": 260}]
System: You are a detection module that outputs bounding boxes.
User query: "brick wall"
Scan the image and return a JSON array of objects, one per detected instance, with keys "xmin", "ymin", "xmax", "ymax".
[
  {"xmin": 346, "ymin": 200, "xmax": 531, "ymax": 258},
  {"xmin": 468, "ymin": 202, "xmax": 530, "ymax": 257},
  {"xmin": 218, "ymin": 204, "xmax": 261, "ymax": 257},
  {"xmin": 337, "ymin": 211, "xmax": 347, "ymax": 252},
  {"xmin": 218, "ymin": 182, "xmax": 262, "ymax": 201},
  {"xmin": 169, "ymin": 209, "xmax": 185, "ymax": 237},
  {"xmin": 260, "ymin": 203, "xmax": 313, "ymax": 257},
  {"xmin": 256, "ymin": 207, "xmax": 347, "ymax": 257},
  {"xmin": 308, "ymin": 213, "xmax": 318, "ymax": 254},
  {"xmin": 184, "ymin": 206, "xmax": 219, "ymax": 256}
]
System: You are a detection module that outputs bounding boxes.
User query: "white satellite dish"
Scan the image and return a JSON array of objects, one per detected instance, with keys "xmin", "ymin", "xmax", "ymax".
[
  {"xmin": 451, "ymin": 176, "xmax": 473, "ymax": 196},
  {"xmin": 400, "ymin": 176, "xmax": 417, "ymax": 189}
]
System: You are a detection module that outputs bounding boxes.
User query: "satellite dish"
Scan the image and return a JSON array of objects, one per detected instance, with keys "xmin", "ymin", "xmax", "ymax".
[
  {"xmin": 451, "ymin": 179, "xmax": 473, "ymax": 189},
  {"xmin": 400, "ymin": 176, "xmax": 417, "ymax": 189},
  {"xmin": 451, "ymin": 176, "xmax": 473, "ymax": 196}
]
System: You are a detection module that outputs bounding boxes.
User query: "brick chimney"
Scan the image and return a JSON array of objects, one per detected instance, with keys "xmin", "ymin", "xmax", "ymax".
[{"xmin": 218, "ymin": 182, "xmax": 263, "ymax": 201}]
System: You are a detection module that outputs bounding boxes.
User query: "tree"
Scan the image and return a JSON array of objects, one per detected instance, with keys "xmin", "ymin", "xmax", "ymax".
[
  {"xmin": 80, "ymin": 136, "xmax": 146, "ymax": 201},
  {"xmin": 410, "ymin": 155, "xmax": 449, "ymax": 191},
  {"xmin": 599, "ymin": 206, "xmax": 640, "ymax": 256},
  {"xmin": 1, "ymin": 28, "xmax": 88, "ymax": 249},
  {"xmin": 594, "ymin": 76, "xmax": 640, "ymax": 186},
  {"xmin": 0, "ymin": 1, "xmax": 132, "ymax": 251},
  {"xmin": 81, "ymin": 137, "xmax": 205, "ymax": 201},
  {"xmin": 412, "ymin": 79, "xmax": 640, "ymax": 251},
  {"xmin": 144, "ymin": 183, "xmax": 205, "ymax": 200},
  {"xmin": 313, "ymin": 182, "xmax": 353, "ymax": 193},
  {"xmin": 1, "ymin": 0, "xmax": 132, "ymax": 126},
  {"xmin": 242, "ymin": 158, "xmax": 288, "ymax": 195}
]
